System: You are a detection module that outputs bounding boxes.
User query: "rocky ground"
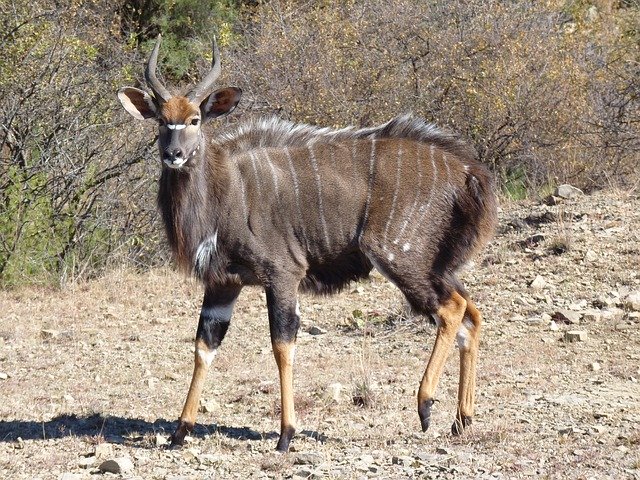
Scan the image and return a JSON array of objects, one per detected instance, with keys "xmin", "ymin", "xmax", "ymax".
[{"xmin": 0, "ymin": 187, "xmax": 639, "ymax": 479}]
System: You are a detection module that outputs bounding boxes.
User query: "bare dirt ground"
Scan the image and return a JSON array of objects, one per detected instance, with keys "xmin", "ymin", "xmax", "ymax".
[{"xmin": 1, "ymin": 188, "xmax": 639, "ymax": 479}]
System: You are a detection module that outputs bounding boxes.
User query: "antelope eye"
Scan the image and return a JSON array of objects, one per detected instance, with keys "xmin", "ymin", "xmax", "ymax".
[
  {"xmin": 191, "ymin": 118, "xmax": 200, "ymax": 126},
  {"xmin": 158, "ymin": 119, "xmax": 166, "ymax": 127}
]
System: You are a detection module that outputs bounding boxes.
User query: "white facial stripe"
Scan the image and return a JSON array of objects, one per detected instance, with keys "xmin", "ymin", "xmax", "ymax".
[{"xmin": 167, "ymin": 124, "xmax": 187, "ymax": 130}]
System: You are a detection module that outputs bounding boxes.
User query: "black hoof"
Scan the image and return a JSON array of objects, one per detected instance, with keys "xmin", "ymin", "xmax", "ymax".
[
  {"xmin": 451, "ymin": 415, "xmax": 472, "ymax": 435},
  {"xmin": 170, "ymin": 420, "xmax": 193, "ymax": 448},
  {"xmin": 418, "ymin": 399, "xmax": 435, "ymax": 432},
  {"xmin": 275, "ymin": 426, "xmax": 295, "ymax": 452}
]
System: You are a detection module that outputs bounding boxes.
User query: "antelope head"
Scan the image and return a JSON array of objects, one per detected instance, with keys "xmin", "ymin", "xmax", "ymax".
[{"xmin": 118, "ymin": 35, "xmax": 242, "ymax": 169}]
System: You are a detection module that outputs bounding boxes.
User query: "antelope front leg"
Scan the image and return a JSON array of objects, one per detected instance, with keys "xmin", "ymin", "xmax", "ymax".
[
  {"xmin": 265, "ymin": 283, "xmax": 301, "ymax": 452},
  {"xmin": 417, "ymin": 291, "xmax": 467, "ymax": 432},
  {"xmin": 453, "ymin": 299, "xmax": 482, "ymax": 435},
  {"xmin": 170, "ymin": 284, "xmax": 241, "ymax": 447}
]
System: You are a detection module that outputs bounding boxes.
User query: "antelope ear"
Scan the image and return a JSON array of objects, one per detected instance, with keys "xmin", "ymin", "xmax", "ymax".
[
  {"xmin": 201, "ymin": 87, "xmax": 242, "ymax": 121},
  {"xmin": 118, "ymin": 87, "xmax": 158, "ymax": 120}
]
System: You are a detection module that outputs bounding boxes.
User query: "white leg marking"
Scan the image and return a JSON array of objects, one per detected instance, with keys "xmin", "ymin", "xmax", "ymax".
[
  {"xmin": 197, "ymin": 348, "xmax": 217, "ymax": 367},
  {"xmin": 295, "ymin": 299, "xmax": 301, "ymax": 317},
  {"xmin": 456, "ymin": 319, "xmax": 474, "ymax": 349}
]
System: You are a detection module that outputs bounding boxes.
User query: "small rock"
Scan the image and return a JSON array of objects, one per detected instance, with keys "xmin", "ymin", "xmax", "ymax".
[
  {"xmin": 78, "ymin": 456, "xmax": 95, "ymax": 469},
  {"xmin": 294, "ymin": 452, "xmax": 324, "ymax": 465},
  {"xmin": 325, "ymin": 383, "xmax": 343, "ymax": 402},
  {"xmin": 627, "ymin": 312, "xmax": 640, "ymax": 322},
  {"xmin": 583, "ymin": 250, "xmax": 598, "ymax": 262},
  {"xmin": 581, "ymin": 310, "xmax": 602, "ymax": 322},
  {"xmin": 601, "ymin": 308, "xmax": 624, "ymax": 322},
  {"xmin": 197, "ymin": 453, "xmax": 222, "ymax": 465},
  {"xmin": 307, "ymin": 326, "xmax": 327, "ymax": 336},
  {"xmin": 154, "ymin": 433, "xmax": 169, "ymax": 447},
  {"xmin": 93, "ymin": 443, "xmax": 113, "ymax": 459},
  {"xmin": 553, "ymin": 310, "xmax": 581, "ymax": 324},
  {"xmin": 98, "ymin": 457, "xmax": 134, "ymax": 474},
  {"xmin": 530, "ymin": 275, "xmax": 547, "ymax": 290},
  {"xmin": 624, "ymin": 291, "xmax": 640, "ymax": 311},
  {"xmin": 589, "ymin": 362, "xmax": 601, "ymax": 372},
  {"xmin": 199, "ymin": 398, "xmax": 219, "ymax": 413},
  {"xmin": 549, "ymin": 321, "xmax": 559, "ymax": 332},
  {"xmin": 59, "ymin": 474, "xmax": 82, "ymax": 480},
  {"xmin": 435, "ymin": 447, "xmax": 453, "ymax": 455},
  {"xmin": 564, "ymin": 330, "xmax": 587, "ymax": 342},
  {"xmin": 392, "ymin": 455, "xmax": 415, "ymax": 466},
  {"xmin": 40, "ymin": 329, "xmax": 60, "ymax": 339},
  {"xmin": 0, "ymin": 372, "xmax": 8, "ymax": 380},
  {"xmin": 555, "ymin": 184, "xmax": 584, "ymax": 199}
]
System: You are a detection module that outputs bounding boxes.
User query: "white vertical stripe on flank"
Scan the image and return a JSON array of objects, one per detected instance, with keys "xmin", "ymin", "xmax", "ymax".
[
  {"xmin": 406, "ymin": 144, "xmax": 438, "ymax": 242},
  {"xmin": 308, "ymin": 144, "xmax": 330, "ymax": 248},
  {"xmin": 329, "ymin": 145, "xmax": 345, "ymax": 240},
  {"xmin": 383, "ymin": 145, "xmax": 403, "ymax": 243},
  {"xmin": 263, "ymin": 148, "xmax": 279, "ymax": 192},
  {"xmin": 284, "ymin": 147, "xmax": 306, "ymax": 240},
  {"xmin": 394, "ymin": 142, "xmax": 424, "ymax": 244},
  {"xmin": 248, "ymin": 151, "xmax": 262, "ymax": 197},
  {"xmin": 238, "ymin": 175, "xmax": 249, "ymax": 219},
  {"xmin": 360, "ymin": 138, "xmax": 377, "ymax": 239}
]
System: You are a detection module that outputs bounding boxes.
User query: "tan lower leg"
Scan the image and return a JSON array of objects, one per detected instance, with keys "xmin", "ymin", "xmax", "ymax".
[
  {"xmin": 173, "ymin": 340, "xmax": 214, "ymax": 442},
  {"xmin": 418, "ymin": 291, "xmax": 467, "ymax": 405},
  {"xmin": 457, "ymin": 301, "xmax": 482, "ymax": 420},
  {"xmin": 273, "ymin": 341, "xmax": 296, "ymax": 450}
]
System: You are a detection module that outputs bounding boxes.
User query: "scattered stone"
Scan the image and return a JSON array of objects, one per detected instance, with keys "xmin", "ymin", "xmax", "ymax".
[
  {"xmin": 0, "ymin": 372, "xmax": 8, "ymax": 380},
  {"xmin": 435, "ymin": 447, "xmax": 453, "ymax": 455},
  {"xmin": 307, "ymin": 326, "xmax": 327, "ymax": 335},
  {"xmin": 199, "ymin": 398, "xmax": 219, "ymax": 413},
  {"xmin": 549, "ymin": 321, "xmax": 559, "ymax": 332},
  {"xmin": 624, "ymin": 291, "xmax": 640, "ymax": 311},
  {"xmin": 98, "ymin": 457, "xmax": 134, "ymax": 474},
  {"xmin": 197, "ymin": 453, "xmax": 222, "ymax": 465},
  {"xmin": 601, "ymin": 308, "xmax": 625, "ymax": 322},
  {"xmin": 392, "ymin": 455, "xmax": 415, "ymax": 466},
  {"xmin": 553, "ymin": 310, "xmax": 581, "ymax": 324},
  {"xmin": 581, "ymin": 310, "xmax": 602, "ymax": 322},
  {"xmin": 555, "ymin": 184, "xmax": 584, "ymax": 199},
  {"xmin": 93, "ymin": 443, "xmax": 113, "ymax": 459},
  {"xmin": 530, "ymin": 275, "xmax": 547, "ymax": 290},
  {"xmin": 520, "ymin": 234, "xmax": 546, "ymax": 248},
  {"xmin": 325, "ymin": 382, "xmax": 343, "ymax": 402},
  {"xmin": 78, "ymin": 455, "xmax": 95, "ymax": 469},
  {"xmin": 564, "ymin": 330, "xmax": 588, "ymax": 342},
  {"xmin": 59, "ymin": 474, "xmax": 82, "ymax": 480},
  {"xmin": 627, "ymin": 312, "xmax": 640, "ymax": 322},
  {"xmin": 590, "ymin": 362, "xmax": 601, "ymax": 372},
  {"xmin": 40, "ymin": 329, "xmax": 60, "ymax": 339},
  {"xmin": 583, "ymin": 249, "xmax": 598, "ymax": 262},
  {"xmin": 294, "ymin": 452, "xmax": 324, "ymax": 465},
  {"xmin": 154, "ymin": 433, "xmax": 169, "ymax": 447}
]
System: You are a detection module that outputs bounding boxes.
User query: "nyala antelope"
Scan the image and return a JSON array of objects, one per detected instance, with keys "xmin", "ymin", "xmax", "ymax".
[{"xmin": 118, "ymin": 35, "xmax": 497, "ymax": 451}]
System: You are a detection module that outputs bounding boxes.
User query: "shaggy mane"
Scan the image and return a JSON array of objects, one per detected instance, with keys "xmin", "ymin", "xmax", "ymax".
[{"xmin": 214, "ymin": 114, "xmax": 477, "ymax": 162}]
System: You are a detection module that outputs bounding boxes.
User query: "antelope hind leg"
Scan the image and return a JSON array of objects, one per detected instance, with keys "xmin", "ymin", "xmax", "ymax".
[
  {"xmin": 417, "ymin": 291, "xmax": 467, "ymax": 432},
  {"xmin": 452, "ymin": 298, "xmax": 482, "ymax": 435}
]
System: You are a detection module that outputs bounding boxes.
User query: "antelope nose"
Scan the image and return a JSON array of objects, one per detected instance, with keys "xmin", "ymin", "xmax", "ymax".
[{"xmin": 171, "ymin": 148, "xmax": 184, "ymax": 159}]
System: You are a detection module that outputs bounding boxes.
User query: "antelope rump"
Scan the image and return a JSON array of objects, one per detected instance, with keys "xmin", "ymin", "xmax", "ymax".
[{"xmin": 117, "ymin": 35, "xmax": 498, "ymax": 452}]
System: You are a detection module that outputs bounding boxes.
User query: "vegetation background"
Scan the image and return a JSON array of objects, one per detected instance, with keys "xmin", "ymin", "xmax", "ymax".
[{"xmin": 0, "ymin": 0, "xmax": 638, "ymax": 287}]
